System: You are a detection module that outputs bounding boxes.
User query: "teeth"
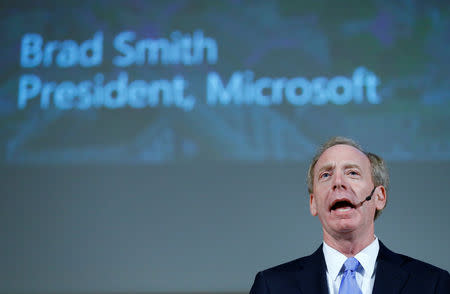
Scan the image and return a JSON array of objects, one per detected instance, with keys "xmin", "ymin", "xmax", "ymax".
[{"xmin": 336, "ymin": 207, "xmax": 352, "ymax": 212}]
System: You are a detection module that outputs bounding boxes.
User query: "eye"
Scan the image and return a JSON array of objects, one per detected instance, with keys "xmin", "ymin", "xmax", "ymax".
[
  {"xmin": 320, "ymin": 172, "xmax": 331, "ymax": 179},
  {"xmin": 347, "ymin": 170, "xmax": 360, "ymax": 176}
]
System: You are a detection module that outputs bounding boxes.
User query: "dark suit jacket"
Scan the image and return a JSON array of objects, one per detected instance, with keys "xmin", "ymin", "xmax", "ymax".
[{"xmin": 250, "ymin": 241, "xmax": 450, "ymax": 294}]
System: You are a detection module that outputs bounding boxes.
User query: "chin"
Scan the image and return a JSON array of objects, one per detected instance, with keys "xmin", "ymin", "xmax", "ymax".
[{"xmin": 333, "ymin": 219, "xmax": 359, "ymax": 233}]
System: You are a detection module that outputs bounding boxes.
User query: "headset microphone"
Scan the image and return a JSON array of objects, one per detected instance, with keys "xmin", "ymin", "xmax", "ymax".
[{"xmin": 359, "ymin": 186, "xmax": 377, "ymax": 206}]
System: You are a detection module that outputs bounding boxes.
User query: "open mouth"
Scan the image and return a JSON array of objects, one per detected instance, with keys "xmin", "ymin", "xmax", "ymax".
[{"xmin": 330, "ymin": 200, "xmax": 355, "ymax": 211}]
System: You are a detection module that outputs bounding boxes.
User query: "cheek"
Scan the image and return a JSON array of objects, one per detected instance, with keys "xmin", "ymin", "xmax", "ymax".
[
  {"xmin": 314, "ymin": 189, "xmax": 328, "ymax": 205},
  {"xmin": 315, "ymin": 197, "xmax": 328, "ymax": 213}
]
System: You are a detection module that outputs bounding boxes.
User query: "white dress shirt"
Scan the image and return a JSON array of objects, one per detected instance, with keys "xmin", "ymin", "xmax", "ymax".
[{"xmin": 323, "ymin": 237, "xmax": 379, "ymax": 294}]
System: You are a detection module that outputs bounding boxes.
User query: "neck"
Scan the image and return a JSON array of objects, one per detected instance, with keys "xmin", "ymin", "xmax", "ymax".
[{"xmin": 323, "ymin": 229, "xmax": 375, "ymax": 257}]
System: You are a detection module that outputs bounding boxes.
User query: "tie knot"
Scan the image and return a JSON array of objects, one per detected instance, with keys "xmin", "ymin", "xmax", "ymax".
[{"xmin": 343, "ymin": 257, "xmax": 360, "ymax": 272}]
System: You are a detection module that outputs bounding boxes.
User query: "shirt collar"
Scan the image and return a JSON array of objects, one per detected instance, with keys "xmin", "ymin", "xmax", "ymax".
[
  {"xmin": 323, "ymin": 237, "xmax": 379, "ymax": 281},
  {"xmin": 355, "ymin": 237, "xmax": 379, "ymax": 278}
]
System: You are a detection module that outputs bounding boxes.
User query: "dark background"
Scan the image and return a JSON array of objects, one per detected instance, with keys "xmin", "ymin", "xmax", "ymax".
[{"xmin": 1, "ymin": 1, "xmax": 449, "ymax": 293}]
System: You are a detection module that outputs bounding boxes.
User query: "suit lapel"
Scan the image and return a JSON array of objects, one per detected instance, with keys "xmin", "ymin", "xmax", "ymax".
[
  {"xmin": 294, "ymin": 245, "xmax": 329, "ymax": 294},
  {"xmin": 291, "ymin": 241, "xmax": 410, "ymax": 294},
  {"xmin": 372, "ymin": 241, "xmax": 409, "ymax": 294}
]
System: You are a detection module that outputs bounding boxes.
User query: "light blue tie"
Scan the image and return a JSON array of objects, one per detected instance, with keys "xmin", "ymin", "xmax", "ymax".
[{"xmin": 338, "ymin": 257, "xmax": 362, "ymax": 294}]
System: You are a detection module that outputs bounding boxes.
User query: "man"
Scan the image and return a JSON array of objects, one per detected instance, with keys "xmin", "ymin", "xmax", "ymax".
[{"xmin": 249, "ymin": 136, "xmax": 450, "ymax": 294}]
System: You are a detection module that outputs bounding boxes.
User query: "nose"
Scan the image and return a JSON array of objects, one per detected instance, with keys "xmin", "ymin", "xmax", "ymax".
[{"xmin": 332, "ymin": 170, "xmax": 347, "ymax": 191}]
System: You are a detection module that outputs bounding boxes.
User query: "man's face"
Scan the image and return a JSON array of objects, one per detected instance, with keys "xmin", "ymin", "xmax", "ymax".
[{"xmin": 309, "ymin": 144, "xmax": 386, "ymax": 240}]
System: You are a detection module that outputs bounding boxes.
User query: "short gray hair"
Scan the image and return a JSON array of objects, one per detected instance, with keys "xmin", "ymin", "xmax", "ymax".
[{"xmin": 307, "ymin": 136, "xmax": 389, "ymax": 219}]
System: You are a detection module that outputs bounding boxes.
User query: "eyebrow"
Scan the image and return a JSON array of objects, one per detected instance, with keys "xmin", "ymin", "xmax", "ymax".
[
  {"xmin": 316, "ymin": 162, "xmax": 362, "ymax": 175},
  {"xmin": 343, "ymin": 163, "xmax": 362, "ymax": 170},
  {"xmin": 316, "ymin": 163, "xmax": 335, "ymax": 175}
]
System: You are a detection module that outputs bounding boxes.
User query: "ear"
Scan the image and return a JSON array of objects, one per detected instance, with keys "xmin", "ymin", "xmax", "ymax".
[
  {"xmin": 375, "ymin": 185, "xmax": 387, "ymax": 211},
  {"xmin": 310, "ymin": 193, "xmax": 318, "ymax": 216}
]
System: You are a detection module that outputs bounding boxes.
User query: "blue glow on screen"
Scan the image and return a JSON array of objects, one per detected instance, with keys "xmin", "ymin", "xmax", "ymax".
[{"xmin": 2, "ymin": 1, "xmax": 450, "ymax": 164}]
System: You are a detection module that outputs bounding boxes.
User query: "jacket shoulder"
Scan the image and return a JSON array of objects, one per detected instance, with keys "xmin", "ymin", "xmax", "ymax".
[
  {"xmin": 250, "ymin": 249, "xmax": 325, "ymax": 294},
  {"xmin": 260, "ymin": 245, "xmax": 323, "ymax": 275},
  {"xmin": 377, "ymin": 242, "xmax": 450, "ymax": 292},
  {"xmin": 396, "ymin": 252, "xmax": 449, "ymax": 276},
  {"xmin": 379, "ymin": 242, "xmax": 448, "ymax": 275},
  {"xmin": 261, "ymin": 256, "xmax": 308, "ymax": 274}
]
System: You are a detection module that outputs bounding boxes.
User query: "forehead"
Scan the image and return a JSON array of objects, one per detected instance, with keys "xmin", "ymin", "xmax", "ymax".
[{"xmin": 314, "ymin": 144, "xmax": 371, "ymax": 173}]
